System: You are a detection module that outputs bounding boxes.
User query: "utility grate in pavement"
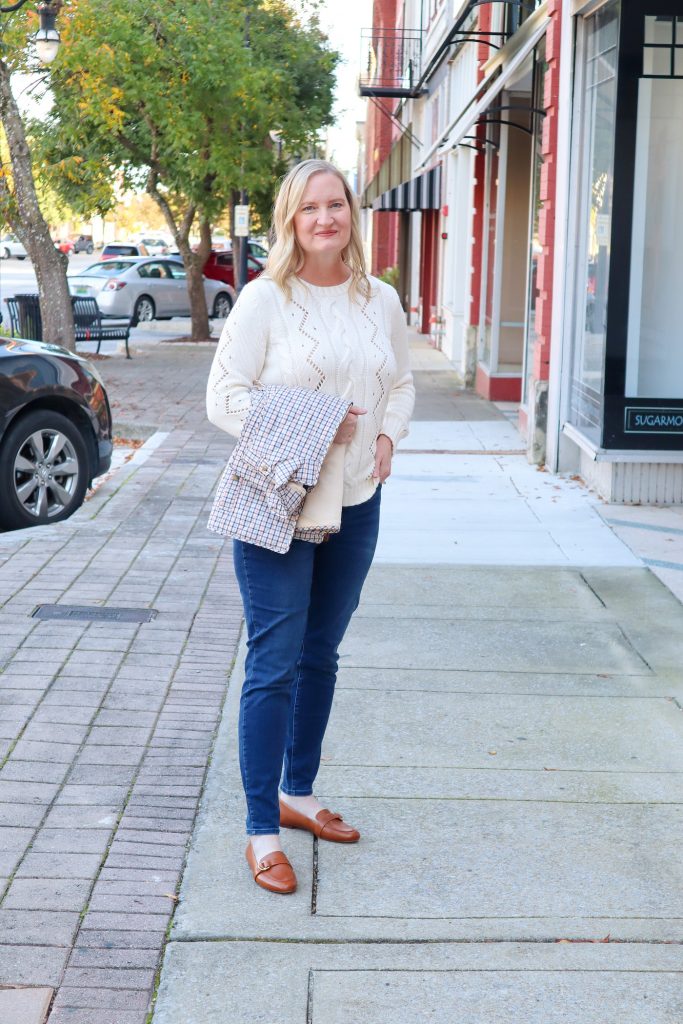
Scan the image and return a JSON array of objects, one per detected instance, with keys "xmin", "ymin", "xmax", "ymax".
[{"xmin": 32, "ymin": 605, "xmax": 158, "ymax": 623}]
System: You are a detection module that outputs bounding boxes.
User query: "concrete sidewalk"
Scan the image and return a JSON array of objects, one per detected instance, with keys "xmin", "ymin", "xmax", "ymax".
[
  {"xmin": 0, "ymin": 335, "xmax": 681, "ymax": 1022},
  {"xmin": 148, "ymin": 339, "xmax": 683, "ymax": 1023}
]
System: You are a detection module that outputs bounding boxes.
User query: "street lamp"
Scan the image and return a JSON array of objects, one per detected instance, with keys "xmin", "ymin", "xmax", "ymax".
[{"xmin": 0, "ymin": 0, "xmax": 62, "ymax": 64}]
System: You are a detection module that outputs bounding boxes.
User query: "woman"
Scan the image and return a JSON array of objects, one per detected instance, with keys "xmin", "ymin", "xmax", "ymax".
[{"xmin": 206, "ymin": 159, "xmax": 414, "ymax": 894}]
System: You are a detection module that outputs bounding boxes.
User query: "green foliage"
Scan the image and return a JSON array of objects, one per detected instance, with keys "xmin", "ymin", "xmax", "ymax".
[
  {"xmin": 378, "ymin": 265, "xmax": 399, "ymax": 290},
  {"xmin": 22, "ymin": 0, "xmax": 339, "ymax": 229}
]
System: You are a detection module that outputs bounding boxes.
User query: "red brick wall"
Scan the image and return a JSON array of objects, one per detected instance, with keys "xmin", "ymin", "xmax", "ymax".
[
  {"xmin": 372, "ymin": 213, "xmax": 399, "ymax": 275},
  {"xmin": 467, "ymin": 5, "xmax": 493, "ymax": 328},
  {"xmin": 532, "ymin": 0, "xmax": 561, "ymax": 384},
  {"xmin": 366, "ymin": 0, "xmax": 402, "ymax": 275}
]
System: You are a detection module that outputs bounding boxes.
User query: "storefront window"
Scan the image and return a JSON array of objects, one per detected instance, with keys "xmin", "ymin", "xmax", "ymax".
[
  {"xmin": 522, "ymin": 42, "xmax": 546, "ymax": 406},
  {"xmin": 480, "ymin": 125, "xmax": 500, "ymax": 368},
  {"xmin": 625, "ymin": 15, "xmax": 683, "ymax": 398},
  {"xmin": 568, "ymin": 2, "xmax": 620, "ymax": 443},
  {"xmin": 506, "ymin": 0, "xmax": 544, "ymax": 36}
]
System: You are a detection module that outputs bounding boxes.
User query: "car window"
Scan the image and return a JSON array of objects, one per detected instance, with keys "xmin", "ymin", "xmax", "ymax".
[
  {"xmin": 250, "ymin": 243, "xmax": 268, "ymax": 259},
  {"xmin": 166, "ymin": 262, "xmax": 187, "ymax": 280},
  {"xmin": 248, "ymin": 257, "xmax": 261, "ymax": 271},
  {"xmin": 137, "ymin": 261, "xmax": 171, "ymax": 279},
  {"xmin": 216, "ymin": 253, "xmax": 233, "ymax": 267},
  {"xmin": 103, "ymin": 244, "xmax": 138, "ymax": 256},
  {"xmin": 79, "ymin": 261, "xmax": 132, "ymax": 277}
]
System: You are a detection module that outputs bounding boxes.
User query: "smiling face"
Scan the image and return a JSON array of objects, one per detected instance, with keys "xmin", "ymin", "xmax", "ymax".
[{"xmin": 292, "ymin": 171, "xmax": 352, "ymax": 262}]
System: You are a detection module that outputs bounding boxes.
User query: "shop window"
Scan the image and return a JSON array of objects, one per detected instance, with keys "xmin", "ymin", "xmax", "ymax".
[
  {"xmin": 522, "ymin": 40, "xmax": 546, "ymax": 406},
  {"xmin": 505, "ymin": 0, "xmax": 544, "ymax": 37},
  {"xmin": 568, "ymin": 2, "xmax": 620, "ymax": 443},
  {"xmin": 625, "ymin": 15, "xmax": 683, "ymax": 398},
  {"xmin": 479, "ymin": 123, "xmax": 501, "ymax": 369},
  {"xmin": 642, "ymin": 15, "xmax": 683, "ymax": 76}
]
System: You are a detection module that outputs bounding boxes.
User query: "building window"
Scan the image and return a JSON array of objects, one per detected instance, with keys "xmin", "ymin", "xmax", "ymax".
[
  {"xmin": 505, "ymin": 0, "xmax": 544, "ymax": 37},
  {"xmin": 568, "ymin": 2, "xmax": 620, "ymax": 443},
  {"xmin": 642, "ymin": 15, "xmax": 683, "ymax": 77},
  {"xmin": 625, "ymin": 15, "xmax": 683, "ymax": 398},
  {"xmin": 522, "ymin": 41, "xmax": 546, "ymax": 406}
]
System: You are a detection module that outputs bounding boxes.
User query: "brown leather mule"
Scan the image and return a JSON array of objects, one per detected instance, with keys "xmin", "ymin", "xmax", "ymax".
[{"xmin": 279, "ymin": 800, "xmax": 360, "ymax": 843}]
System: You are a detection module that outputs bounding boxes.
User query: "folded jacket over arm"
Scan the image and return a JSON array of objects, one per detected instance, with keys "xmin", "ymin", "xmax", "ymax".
[{"xmin": 208, "ymin": 384, "xmax": 351, "ymax": 553}]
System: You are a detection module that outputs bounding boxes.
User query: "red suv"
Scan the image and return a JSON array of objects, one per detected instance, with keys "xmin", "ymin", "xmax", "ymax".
[{"xmin": 202, "ymin": 250, "xmax": 262, "ymax": 289}]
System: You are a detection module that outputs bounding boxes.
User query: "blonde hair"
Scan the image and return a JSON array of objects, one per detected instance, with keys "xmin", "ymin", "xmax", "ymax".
[{"xmin": 264, "ymin": 159, "xmax": 371, "ymax": 302}]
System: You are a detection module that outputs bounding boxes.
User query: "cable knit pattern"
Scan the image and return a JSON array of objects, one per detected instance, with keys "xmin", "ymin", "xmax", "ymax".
[{"xmin": 206, "ymin": 274, "xmax": 415, "ymax": 507}]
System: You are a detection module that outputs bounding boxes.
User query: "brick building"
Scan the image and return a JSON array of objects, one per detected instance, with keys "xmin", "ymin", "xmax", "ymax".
[{"xmin": 361, "ymin": 1, "xmax": 683, "ymax": 502}]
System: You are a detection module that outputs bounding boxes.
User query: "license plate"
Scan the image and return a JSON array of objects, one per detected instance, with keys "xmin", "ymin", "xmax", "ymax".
[{"xmin": 75, "ymin": 286, "xmax": 89, "ymax": 295}]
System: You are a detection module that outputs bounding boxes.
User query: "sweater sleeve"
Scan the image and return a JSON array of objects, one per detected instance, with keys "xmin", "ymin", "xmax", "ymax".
[
  {"xmin": 206, "ymin": 280, "xmax": 269, "ymax": 438},
  {"xmin": 380, "ymin": 285, "xmax": 416, "ymax": 449}
]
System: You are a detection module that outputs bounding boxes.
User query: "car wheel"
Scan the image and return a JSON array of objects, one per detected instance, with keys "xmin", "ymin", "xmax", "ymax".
[
  {"xmin": 1, "ymin": 247, "xmax": 10, "ymax": 260},
  {"xmin": 212, "ymin": 292, "xmax": 232, "ymax": 318},
  {"xmin": 17, "ymin": 255, "xmax": 27, "ymax": 261},
  {"xmin": 0, "ymin": 410, "xmax": 90, "ymax": 530},
  {"xmin": 133, "ymin": 295, "xmax": 156, "ymax": 324}
]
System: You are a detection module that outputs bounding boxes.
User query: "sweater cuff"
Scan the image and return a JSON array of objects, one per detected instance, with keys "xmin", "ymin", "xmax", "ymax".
[{"xmin": 379, "ymin": 412, "xmax": 409, "ymax": 451}]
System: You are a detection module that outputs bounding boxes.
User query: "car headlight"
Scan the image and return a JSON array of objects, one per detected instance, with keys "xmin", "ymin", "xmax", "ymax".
[{"xmin": 84, "ymin": 360, "xmax": 105, "ymax": 386}]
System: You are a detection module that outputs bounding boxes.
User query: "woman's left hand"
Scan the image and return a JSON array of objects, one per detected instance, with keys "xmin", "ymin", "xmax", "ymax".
[{"xmin": 373, "ymin": 434, "xmax": 393, "ymax": 484}]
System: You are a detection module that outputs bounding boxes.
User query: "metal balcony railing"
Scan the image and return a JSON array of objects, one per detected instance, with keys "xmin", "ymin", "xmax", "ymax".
[{"xmin": 359, "ymin": 28, "xmax": 424, "ymax": 98}]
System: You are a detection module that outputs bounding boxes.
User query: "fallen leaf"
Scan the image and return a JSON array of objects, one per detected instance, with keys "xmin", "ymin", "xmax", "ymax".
[{"xmin": 162, "ymin": 893, "xmax": 179, "ymax": 902}]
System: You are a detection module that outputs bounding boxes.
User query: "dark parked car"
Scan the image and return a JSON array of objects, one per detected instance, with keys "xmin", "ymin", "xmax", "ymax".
[
  {"xmin": 0, "ymin": 336, "xmax": 112, "ymax": 530},
  {"xmin": 101, "ymin": 242, "xmax": 149, "ymax": 259},
  {"xmin": 73, "ymin": 234, "xmax": 95, "ymax": 254}
]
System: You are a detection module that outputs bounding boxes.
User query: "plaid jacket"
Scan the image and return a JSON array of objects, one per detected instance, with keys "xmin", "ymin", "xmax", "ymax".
[{"xmin": 208, "ymin": 384, "xmax": 351, "ymax": 553}]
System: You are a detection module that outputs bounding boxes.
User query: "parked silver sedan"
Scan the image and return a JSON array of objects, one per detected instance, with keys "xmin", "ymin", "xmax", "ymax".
[
  {"xmin": 67, "ymin": 257, "xmax": 235, "ymax": 323},
  {"xmin": 0, "ymin": 233, "xmax": 28, "ymax": 260}
]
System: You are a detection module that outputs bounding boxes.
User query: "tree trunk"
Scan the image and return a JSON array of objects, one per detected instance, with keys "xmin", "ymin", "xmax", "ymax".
[
  {"xmin": 0, "ymin": 57, "xmax": 75, "ymax": 350},
  {"xmin": 188, "ymin": 217, "xmax": 213, "ymax": 342},
  {"xmin": 150, "ymin": 191, "xmax": 211, "ymax": 341}
]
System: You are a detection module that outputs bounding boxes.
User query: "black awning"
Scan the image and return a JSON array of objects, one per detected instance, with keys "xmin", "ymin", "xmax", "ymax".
[{"xmin": 371, "ymin": 165, "xmax": 441, "ymax": 212}]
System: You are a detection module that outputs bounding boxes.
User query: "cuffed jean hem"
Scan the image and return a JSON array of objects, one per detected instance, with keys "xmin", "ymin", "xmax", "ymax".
[
  {"xmin": 279, "ymin": 786, "xmax": 314, "ymax": 797},
  {"xmin": 246, "ymin": 827, "xmax": 281, "ymax": 836}
]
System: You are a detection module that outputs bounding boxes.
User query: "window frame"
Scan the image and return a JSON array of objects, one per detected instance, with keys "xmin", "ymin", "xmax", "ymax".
[{"xmin": 601, "ymin": 0, "xmax": 683, "ymax": 448}]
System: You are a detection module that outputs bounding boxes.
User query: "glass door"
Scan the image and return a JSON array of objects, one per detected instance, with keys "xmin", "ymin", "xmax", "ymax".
[{"xmin": 567, "ymin": 2, "xmax": 620, "ymax": 445}]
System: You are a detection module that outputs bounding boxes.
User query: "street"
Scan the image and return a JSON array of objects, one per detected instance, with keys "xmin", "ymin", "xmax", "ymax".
[
  {"xmin": 1, "ymin": 253, "xmax": 95, "ymax": 310},
  {"xmin": 0, "ymin": 253, "xmax": 222, "ymax": 354},
  {"xmin": 0, "ymin": 336, "xmax": 681, "ymax": 1023}
]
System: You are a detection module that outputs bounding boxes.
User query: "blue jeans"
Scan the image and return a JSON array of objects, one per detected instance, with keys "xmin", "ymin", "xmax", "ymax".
[{"xmin": 233, "ymin": 486, "xmax": 381, "ymax": 834}]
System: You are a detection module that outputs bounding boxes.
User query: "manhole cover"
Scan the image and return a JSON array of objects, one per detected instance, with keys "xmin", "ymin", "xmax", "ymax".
[{"xmin": 33, "ymin": 605, "xmax": 157, "ymax": 623}]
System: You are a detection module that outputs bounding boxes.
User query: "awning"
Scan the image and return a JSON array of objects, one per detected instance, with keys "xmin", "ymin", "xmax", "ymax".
[
  {"xmin": 416, "ymin": 3, "xmax": 549, "ymax": 171},
  {"xmin": 371, "ymin": 165, "xmax": 441, "ymax": 212}
]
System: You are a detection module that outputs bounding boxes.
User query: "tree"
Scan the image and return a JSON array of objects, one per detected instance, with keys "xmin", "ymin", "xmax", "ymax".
[
  {"xmin": 35, "ymin": 0, "xmax": 339, "ymax": 340},
  {"xmin": 0, "ymin": 5, "xmax": 76, "ymax": 349}
]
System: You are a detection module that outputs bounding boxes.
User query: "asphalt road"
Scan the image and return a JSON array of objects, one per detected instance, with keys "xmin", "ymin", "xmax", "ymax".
[
  {"xmin": 0, "ymin": 252, "xmax": 223, "ymax": 352},
  {"xmin": 0, "ymin": 251, "xmax": 96, "ymax": 308}
]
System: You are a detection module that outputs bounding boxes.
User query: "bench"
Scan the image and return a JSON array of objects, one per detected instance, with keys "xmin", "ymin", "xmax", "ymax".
[
  {"xmin": 4, "ymin": 295, "xmax": 133, "ymax": 359},
  {"xmin": 71, "ymin": 296, "xmax": 133, "ymax": 359}
]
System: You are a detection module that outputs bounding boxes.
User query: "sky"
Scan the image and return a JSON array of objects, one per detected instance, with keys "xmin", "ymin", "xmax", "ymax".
[{"xmin": 316, "ymin": 0, "xmax": 372, "ymax": 177}]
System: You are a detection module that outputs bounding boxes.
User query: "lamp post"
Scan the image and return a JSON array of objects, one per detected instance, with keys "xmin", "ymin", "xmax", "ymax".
[
  {"xmin": 0, "ymin": 0, "xmax": 62, "ymax": 64},
  {"xmin": 237, "ymin": 10, "xmax": 250, "ymax": 294}
]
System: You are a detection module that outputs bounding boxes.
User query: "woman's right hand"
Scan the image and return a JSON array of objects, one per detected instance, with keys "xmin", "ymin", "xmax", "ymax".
[{"xmin": 333, "ymin": 405, "xmax": 366, "ymax": 444}]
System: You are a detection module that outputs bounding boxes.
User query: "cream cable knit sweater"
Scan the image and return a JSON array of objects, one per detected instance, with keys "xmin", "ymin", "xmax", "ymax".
[{"xmin": 206, "ymin": 274, "xmax": 415, "ymax": 508}]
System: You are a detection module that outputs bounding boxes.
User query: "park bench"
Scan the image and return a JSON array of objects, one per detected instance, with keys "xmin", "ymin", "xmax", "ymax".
[{"xmin": 4, "ymin": 294, "xmax": 133, "ymax": 359}]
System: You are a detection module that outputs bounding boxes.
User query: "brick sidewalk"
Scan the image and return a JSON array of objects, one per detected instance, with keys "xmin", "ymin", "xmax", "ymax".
[{"xmin": 0, "ymin": 345, "xmax": 242, "ymax": 1024}]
